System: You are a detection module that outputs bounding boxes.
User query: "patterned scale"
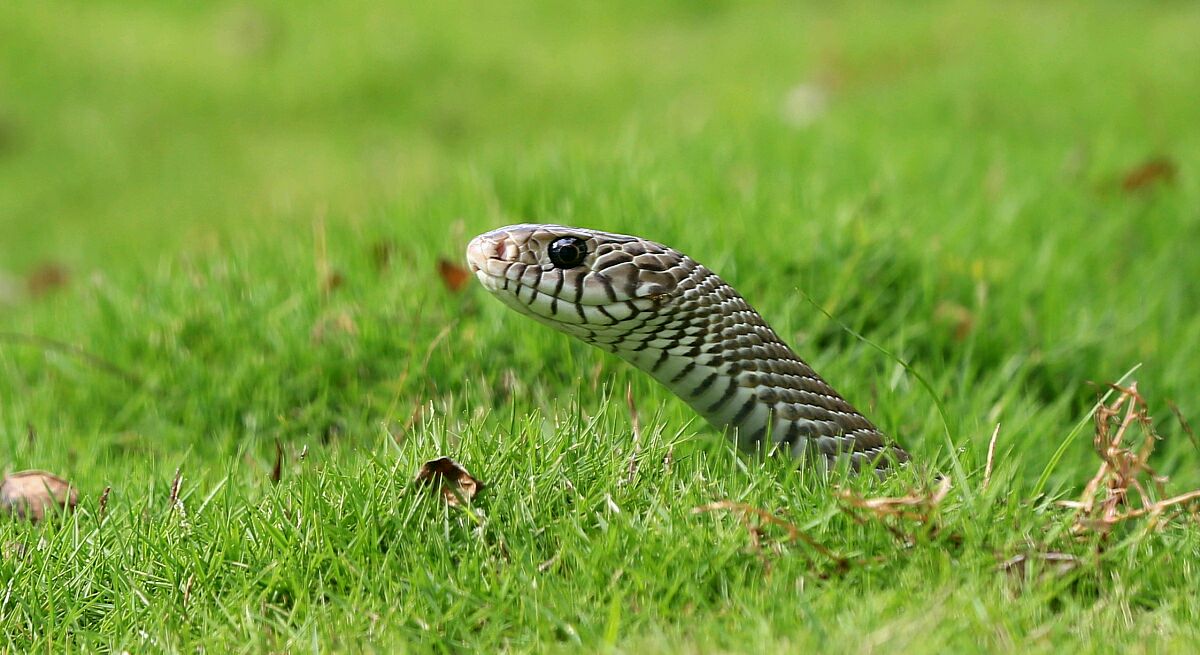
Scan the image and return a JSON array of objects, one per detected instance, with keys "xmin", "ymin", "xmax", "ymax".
[{"xmin": 466, "ymin": 223, "xmax": 909, "ymax": 472}]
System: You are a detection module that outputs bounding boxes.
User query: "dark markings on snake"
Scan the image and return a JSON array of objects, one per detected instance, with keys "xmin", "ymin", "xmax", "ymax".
[
  {"xmin": 691, "ymin": 370, "xmax": 719, "ymax": 397},
  {"xmin": 782, "ymin": 421, "xmax": 802, "ymax": 447},
  {"xmin": 572, "ymin": 276, "xmax": 585, "ymax": 306},
  {"xmin": 595, "ymin": 272, "xmax": 618, "ymax": 304},
  {"xmin": 649, "ymin": 347, "xmax": 671, "ymax": 374},
  {"xmin": 571, "ymin": 278, "xmax": 588, "ymax": 324},
  {"xmin": 671, "ymin": 361, "xmax": 696, "ymax": 384},
  {"xmin": 623, "ymin": 273, "xmax": 639, "ymax": 300},
  {"xmin": 746, "ymin": 426, "xmax": 766, "ymax": 447},
  {"xmin": 707, "ymin": 377, "xmax": 740, "ymax": 414},
  {"xmin": 549, "ymin": 273, "xmax": 564, "ymax": 316},
  {"xmin": 466, "ymin": 224, "xmax": 909, "ymax": 472},
  {"xmin": 730, "ymin": 397, "xmax": 757, "ymax": 427}
]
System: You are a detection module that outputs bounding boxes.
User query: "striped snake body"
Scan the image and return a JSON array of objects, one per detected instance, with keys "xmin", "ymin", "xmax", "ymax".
[{"xmin": 466, "ymin": 224, "xmax": 910, "ymax": 472}]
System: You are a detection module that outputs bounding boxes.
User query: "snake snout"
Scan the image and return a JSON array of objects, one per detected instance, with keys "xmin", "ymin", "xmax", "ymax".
[{"xmin": 465, "ymin": 236, "xmax": 498, "ymax": 273}]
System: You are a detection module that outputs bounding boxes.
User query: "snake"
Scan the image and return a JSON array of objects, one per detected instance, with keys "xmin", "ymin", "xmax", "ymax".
[{"xmin": 466, "ymin": 223, "xmax": 910, "ymax": 472}]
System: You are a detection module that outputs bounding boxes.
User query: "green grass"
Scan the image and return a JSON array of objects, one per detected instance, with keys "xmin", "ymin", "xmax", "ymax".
[{"xmin": 2, "ymin": 0, "xmax": 1200, "ymax": 651}]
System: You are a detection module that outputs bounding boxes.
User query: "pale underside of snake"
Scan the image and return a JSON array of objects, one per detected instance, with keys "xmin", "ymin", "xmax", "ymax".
[{"xmin": 466, "ymin": 224, "xmax": 910, "ymax": 473}]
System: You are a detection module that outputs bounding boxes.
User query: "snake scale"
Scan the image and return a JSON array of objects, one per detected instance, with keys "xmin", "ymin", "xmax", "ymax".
[{"xmin": 466, "ymin": 224, "xmax": 910, "ymax": 472}]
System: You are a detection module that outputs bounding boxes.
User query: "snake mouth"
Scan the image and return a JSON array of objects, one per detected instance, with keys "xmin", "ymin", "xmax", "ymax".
[
  {"xmin": 465, "ymin": 235, "xmax": 524, "ymax": 297},
  {"xmin": 465, "ymin": 235, "xmax": 500, "ymax": 275}
]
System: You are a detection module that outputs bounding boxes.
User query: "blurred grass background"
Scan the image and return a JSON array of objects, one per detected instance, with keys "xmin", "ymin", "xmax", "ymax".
[
  {"xmin": 5, "ymin": 1, "xmax": 1196, "ymax": 263},
  {"xmin": 2, "ymin": 0, "xmax": 1199, "ymax": 651}
]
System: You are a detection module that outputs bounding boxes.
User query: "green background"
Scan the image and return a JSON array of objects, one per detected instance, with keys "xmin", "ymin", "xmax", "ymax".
[{"xmin": 1, "ymin": 1, "xmax": 1198, "ymax": 651}]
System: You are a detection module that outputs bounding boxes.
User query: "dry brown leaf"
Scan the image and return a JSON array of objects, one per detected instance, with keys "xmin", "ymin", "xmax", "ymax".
[
  {"xmin": 26, "ymin": 263, "xmax": 70, "ymax": 298},
  {"xmin": 310, "ymin": 311, "xmax": 358, "ymax": 343},
  {"xmin": 933, "ymin": 301, "xmax": 975, "ymax": 341},
  {"xmin": 371, "ymin": 239, "xmax": 397, "ymax": 273},
  {"xmin": 322, "ymin": 270, "xmax": 346, "ymax": 294},
  {"xmin": 1, "ymin": 470, "xmax": 79, "ymax": 521},
  {"xmin": 1121, "ymin": 156, "xmax": 1177, "ymax": 193},
  {"xmin": 415, "ymin": 456, "xmax": 484, "ymax": 506},
  {"xmin": 271, "ymin": 438, "xmax": 284, "ymax": 484},
  {"xmin": 437, "ymin": 258, "xmax": 471, "ymax": 293}
]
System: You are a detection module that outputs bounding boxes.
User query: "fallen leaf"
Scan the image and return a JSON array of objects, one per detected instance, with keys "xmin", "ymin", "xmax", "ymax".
[
  {"xmin": 933, "ymin": 301, "xmax": 975, "ymax": 341},
  {"xmin": 26, "ymin": 263, "xmax": 70, "ymax": 297},
  {"xmin": 1121, "ymin": 156, "xmax": 1177, "ymax": 193},
  {"xmin": 437, "ymin": 259, "xmax": 471, "ymax": 292},
  {"xmin": 322, "ymin": 270, "xmax": 346, "ymax": 294},
  {"xmin": 310, "ymin": 311, "xmax": 358, "ymax": 343},
  {"xmin": 371, "ymin": 239, "xmax": 397, "ymax": 273},
  {"xmin": 270, "ymin": 438, "xmax": 283, "ymax": 484},
  {"xmin": 1, "ymin": 470, "xmax": 79, "ymax": 522},
  {"xmin": 415, "ymin": 456, "xmax": 484, "ymax": 506}
]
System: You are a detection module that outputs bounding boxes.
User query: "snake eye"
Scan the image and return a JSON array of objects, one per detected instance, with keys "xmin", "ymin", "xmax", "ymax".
[{"xmin": 548, "ymin": 237, "xmax": 588, "ymax": 269}]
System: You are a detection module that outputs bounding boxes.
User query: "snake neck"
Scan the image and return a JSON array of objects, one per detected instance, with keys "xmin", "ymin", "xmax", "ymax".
[{"xmin": 566, "ymin": 259, "xmax": 904, "ymax": 469}]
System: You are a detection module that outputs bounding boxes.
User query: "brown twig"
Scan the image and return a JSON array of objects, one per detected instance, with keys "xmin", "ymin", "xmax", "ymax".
[
  {"xmin": 0, "ymin": 331, "xmax": 141, "ymax": 385},
  {"xmin": 624, "ymin": 383, "xmax": 642, "ymax": 484},
  {"xmin": 270, "ymin": 438, "xmax": 284, "ymax": 484},
  {"xmin": 692, "ymin": 500, "xmax": 846, "ymax": 566},
  {"xmin": 97, "ymin": 486, "xmax": 111, "ymax": 520},
  {"xmin": 169, "ymin": 467, "xmax": 184, "ymax": 511},
  {"xmin": 836, "ymin": 477, "xmax": 951, "ymax": 544},
  {"xmin": 1167, "ymin": 400, "xmax": 1199, "ymax": 452},
  {"xmin": 1061, "ymin": 383, "xmax": 1200, "ymax": 537},
  {"xmin": 983, "ymin": 423, "xmax": 1000, "ymax": 491}
]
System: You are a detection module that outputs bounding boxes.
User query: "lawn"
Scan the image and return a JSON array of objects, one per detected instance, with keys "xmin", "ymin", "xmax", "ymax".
[{"xmin": 2, "ymin": 1, "xmax": 1199, "ymax": 652}]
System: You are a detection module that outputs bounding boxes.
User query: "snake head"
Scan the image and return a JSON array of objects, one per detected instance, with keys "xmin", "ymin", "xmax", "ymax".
[{"xmin": 466, "ymin": 224, "xmax": 690, "ymax": 331}]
